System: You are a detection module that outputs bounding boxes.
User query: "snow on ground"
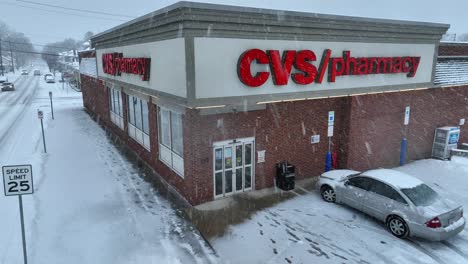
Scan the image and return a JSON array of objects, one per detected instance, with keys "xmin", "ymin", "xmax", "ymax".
[
  {"xmin": 3, "ymin": 61, "xmax": 468, "ymax": 264},
  {"xmin": 212, "ymin": 158, "xmax": 468, "ymax": 264},
  {"xmin": 0, "ymin": 61, "xmax": 216, "ymax": 264}
]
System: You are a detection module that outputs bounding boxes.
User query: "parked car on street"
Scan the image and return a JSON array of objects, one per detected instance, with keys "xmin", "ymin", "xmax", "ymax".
[
  {"xmin": 45, "ymin": 75, "xmax": 55, "ymax": 83},
  {"xmin": 34, "ymin": 70, "xmax": 41, "ymax": 76},
  {"xmin": 1, "ymin": 82, "xmax": 15, "ymax": 91},
  {"xmin": 0, "ymin": 76, "xmax": 7, "ymax": 83},
  {"xmin": 318, "ymin": 169, "xmax": 465, "ymax": 241},
  {"xmin": 21, "ymin": 70, "xmax": 29, "ymax": 75}
]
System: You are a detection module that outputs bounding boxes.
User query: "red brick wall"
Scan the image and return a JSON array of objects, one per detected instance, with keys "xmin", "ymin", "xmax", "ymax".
[
  {"xmin": 82, "ymin": 73, "xmax": 468, "ymax": 206},
  {"xmin": 81, "ymin": 74, "xmax": 196, "ymax": 204},
  {"xmin": 78, "ymin": 50, "xmax": 96, "ymax": 60},
  {"xmin": 186, "ymin": 98, "xmax": 350, "ymax": 205},
  {"xmin": 438, "ymin": 44, "xmax": 468, "ymax": 56},
  {"xmin": 346, "ymin": 86, "xmax": 468, "ymax": 171},
  {"xmin": 81, "ymin": 74, "xmax": 110, "ymax": 125}
]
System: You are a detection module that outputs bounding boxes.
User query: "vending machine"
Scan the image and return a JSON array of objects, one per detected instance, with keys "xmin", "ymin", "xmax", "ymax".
[{"xmin": 432, "ymin": 126, "xmax": 460, "ymax": 159}]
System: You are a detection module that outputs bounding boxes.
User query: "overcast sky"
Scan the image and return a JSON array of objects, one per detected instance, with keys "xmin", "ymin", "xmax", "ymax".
[{"xmin": 0, "ymin": 0, "xmax": 466, "ymax": 46}]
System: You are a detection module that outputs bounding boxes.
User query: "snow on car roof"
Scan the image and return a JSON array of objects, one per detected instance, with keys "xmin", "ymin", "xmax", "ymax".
[
  {"xmin": 322, "ymin": 169, "xmax": 360, "ymax": 178},
  {"xmin": 362, "ymin": 169, "xmax": 423, "ymax": 189}
]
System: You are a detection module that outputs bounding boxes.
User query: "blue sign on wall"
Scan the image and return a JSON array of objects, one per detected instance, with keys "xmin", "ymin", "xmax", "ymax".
[{"xmin": 449, "ymin": 132, "xmax": 460, "ymax": 144}]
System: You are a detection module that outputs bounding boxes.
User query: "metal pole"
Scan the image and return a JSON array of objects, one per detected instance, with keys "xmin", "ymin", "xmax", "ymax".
[
  {"xmin": 0, "ymin": 38, "xmax": 4, "ymax": 76},
  {"xmin": 18, "ymin": 195, "xmax": 28, "ymax": 264},
  {"xmin": 400, "ymin": 125, "xmax": 409, "ymax": 166},
  {"xmin": 8, "ymin": 40, "xmax": 14, "ymax": 73},
  {"xmin": 325, "ymin": 137, "xmax": 332, "ymax": 172},
  {"xmin": 40, "ymin": 119, "xmax": 47, "ymax": 153},
  {"xmin": 49, "ymin": 92, "xmax": 54, "ymax": 120}
]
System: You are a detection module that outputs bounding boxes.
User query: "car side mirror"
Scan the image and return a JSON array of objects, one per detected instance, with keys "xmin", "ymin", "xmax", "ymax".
[{"xmin": 344, "ymin": 180, "xmax": 350, "ymax": 186}]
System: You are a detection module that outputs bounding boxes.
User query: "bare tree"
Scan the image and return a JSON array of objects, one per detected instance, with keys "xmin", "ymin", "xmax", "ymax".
[
  {"xmin": 0, "ymin": 20, "xmax": 35, "ymax": 70},
  {"xmin": 83, "ymin": 31, "xmax": 94, "ymax": 41}
]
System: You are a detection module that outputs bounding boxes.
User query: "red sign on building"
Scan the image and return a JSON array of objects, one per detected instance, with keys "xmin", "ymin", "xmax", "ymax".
[
  {"xmin": 102, "ymin": 53, "xmax": 151, "ymax": 81},
  {"xmin": 237, "ymin": 49, "xmax": 421, "ymax": 87}
]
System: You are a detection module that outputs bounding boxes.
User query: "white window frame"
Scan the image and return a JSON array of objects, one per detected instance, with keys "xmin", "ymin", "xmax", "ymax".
[
  {"xmin": 127, "ymin": 94, "xmax": 150, "ymax": 151},
  {"xmin": 158, "ymin": 106, "xmax": 184, "ymax": 177},
  {"xmin": 108, "ymin": 87, "xmax": 124, "ymax": 130}
]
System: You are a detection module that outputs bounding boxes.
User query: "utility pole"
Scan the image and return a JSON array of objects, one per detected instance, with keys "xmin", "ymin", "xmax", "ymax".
[
  {"xmin": 8, "ymin": 40, "xmax": 14, "ymax": 73},
  {"xmin": 0, "ymin": 38, "xmax": 3, "ymax": 76}
]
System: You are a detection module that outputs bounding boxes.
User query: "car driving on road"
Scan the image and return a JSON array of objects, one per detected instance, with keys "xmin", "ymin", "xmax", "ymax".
[
  {"xmin": 21, "ymin": 70, "xmax": 29, "ymax": 75},
  {"xmin": 34, "ymin": 70, "xmax": 41, "ymax": 76},
  {"xmin": 318, "ymin": 169, "xmax": 465, "ymax": 241},
  {"xmin": 1, "ymin": 82, "xmax": 15, "ymax": 91},
  {"xmin": 45, "ymin": 75, "xmax": 55, "ymax": 83}
]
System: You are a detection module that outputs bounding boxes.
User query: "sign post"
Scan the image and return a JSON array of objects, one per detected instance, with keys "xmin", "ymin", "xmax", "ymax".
[
  {"xmin": 400, "ymin": 106, "xmax": 411, "ymax": 166},
  {"xmin": 38, "ymin": 109, "xmax": 46, "ymax": 153},
  {"xmin": 3, "ymin": 164, "xmax": 34, "ymax": 264},
  {"xmin": 49, "ymin": 91, "xmax": 54, "ymax": 120},
  {"xmin": 325, "ymin": 111, "xmax": 335, "ymax": 172}
]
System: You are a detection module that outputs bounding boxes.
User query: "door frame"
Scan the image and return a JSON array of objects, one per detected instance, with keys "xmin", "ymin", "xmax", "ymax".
[{"xmin": 213, "ymin": 137, "xmax": 255, "ymax": 199}]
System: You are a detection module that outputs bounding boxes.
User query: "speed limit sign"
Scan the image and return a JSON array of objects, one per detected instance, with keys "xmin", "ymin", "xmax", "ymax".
[{"xmin": 2, "ymin": 165, "xmax": 34, "ymax": 196}]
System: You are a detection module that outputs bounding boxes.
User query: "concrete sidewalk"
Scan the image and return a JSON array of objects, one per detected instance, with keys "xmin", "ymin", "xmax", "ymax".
[{"xmin": 189, "ymin": 177, "xmax": 318, "ymax": 239}]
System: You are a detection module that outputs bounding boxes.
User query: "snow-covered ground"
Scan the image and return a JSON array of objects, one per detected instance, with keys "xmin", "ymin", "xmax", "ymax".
[
  {"xmin": 212, "ymin": 158, "xmax": 468, "ymax": 264},
  {"xmin": 3, "ymin": 60, "xmax": 468, "ymax": 264},
  {"xmin": 0, "ymin": 61, "xmax": 216, "ymax": 264}
]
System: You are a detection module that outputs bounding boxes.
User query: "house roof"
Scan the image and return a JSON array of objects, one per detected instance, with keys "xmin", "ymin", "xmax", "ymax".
[{"xmin": 434, "ymin": 58, "xmax": 468, "ymax": 86}]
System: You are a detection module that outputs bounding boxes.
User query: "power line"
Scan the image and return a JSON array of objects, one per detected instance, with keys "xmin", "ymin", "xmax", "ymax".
[
  {"xmin": 0, "ymin": 40, "xmax": 79, "ymax": 52},
  {"xmin": 6, "ymin": 40, "xmax": 76, "ymax": 50},
  {"xmin": 0, "ymin": 1, "xmax": 128, "ymax": 22},
  {"xmin": 16, "ymin": 0, "xmax": 136, "ymax": 18},
  {"xmin": 6, "ymin": 49, "xmax": 70, "ymax": 57}
]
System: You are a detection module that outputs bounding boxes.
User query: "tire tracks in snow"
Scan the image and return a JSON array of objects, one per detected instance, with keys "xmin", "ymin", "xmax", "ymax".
[
  {"xmin": 0, "ymin": 76, "xmax": 40, "ymax": 263},
  {"xmin": 406, "ymin": 239, "xmax": 447, "ymax": 264},
  {"xmin": 0, "ymin": 76, "xmax": 37, "ymax": 149}
]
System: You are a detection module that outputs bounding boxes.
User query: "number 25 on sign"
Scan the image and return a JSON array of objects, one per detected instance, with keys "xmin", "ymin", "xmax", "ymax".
[
  {"xmin": 3, "ymin": 165, "xmax": 34, "ymax": 196},
  {"xmin": 2, "ymin": 164, "xmax": 33, "ymax": 264}
]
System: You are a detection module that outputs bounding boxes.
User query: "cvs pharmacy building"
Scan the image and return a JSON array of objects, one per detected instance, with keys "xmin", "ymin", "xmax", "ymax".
[{"xmin": 80, "ymin": 2, "xmax": 466, "ymax": 206}]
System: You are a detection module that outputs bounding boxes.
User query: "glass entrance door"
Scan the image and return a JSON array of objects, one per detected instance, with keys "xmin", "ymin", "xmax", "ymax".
[{"xmin": 213, "ymin": 139, "xmax": 254, "ymax": 198}]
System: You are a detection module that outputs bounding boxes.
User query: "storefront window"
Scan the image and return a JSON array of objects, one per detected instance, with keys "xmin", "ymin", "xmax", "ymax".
[
  {"xmin": 171, "ymin": 112, "xmax": 183, "ymax": 156},
  {"xmin": 142, "ymin": 102, "xmax": 149, "ymax": 134},
  {"xmin": 160, "ymin": 108, "xmax": 171, "ymax": 148},
  {"xmin": 127, "ymin": 94, "xmax": 150, "ymax": 150},
  {"xmin": 158, "ymin": 106, "xmax": 184, "ymax": 177},
  {"xmin": 135, "ymin": 98, "xmax": 142, "ymax": 130},
  {"xmin": 108, "ymin": 87, "xmax": 124, "ymax": 130},
  {"xmin": 128, "ymin": 96, "xmax": 135, "ymax": 125}
]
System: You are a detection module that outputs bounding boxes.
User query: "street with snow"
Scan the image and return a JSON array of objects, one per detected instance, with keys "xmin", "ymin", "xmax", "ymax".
[{"xmin": 0, "ymin": 61, "xmax": 468, "ymax": 264}]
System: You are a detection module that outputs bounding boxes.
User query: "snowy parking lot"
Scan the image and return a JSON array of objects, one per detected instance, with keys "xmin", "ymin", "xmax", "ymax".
[{"xmin": 212, "ymin": 157, "xmax": 468, "ymax": 264}]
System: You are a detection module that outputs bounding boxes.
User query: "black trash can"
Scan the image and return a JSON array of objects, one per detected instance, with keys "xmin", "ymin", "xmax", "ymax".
[{"xmin": 276, "ymin": 161, "xmax": 295, "ymax": 191}]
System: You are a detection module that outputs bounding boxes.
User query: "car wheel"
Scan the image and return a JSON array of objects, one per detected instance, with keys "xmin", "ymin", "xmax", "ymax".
[
  {"xmin": 387, "ymin": 215, "xmax": 409, "ymax": 238},
  {"xmin": 321, "ymin": 186, "xmax": 336, "ymax": 203}
]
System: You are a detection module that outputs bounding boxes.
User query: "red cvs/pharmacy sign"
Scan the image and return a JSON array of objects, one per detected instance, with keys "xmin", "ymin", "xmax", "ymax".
[
  {"xmin": 237, "ymin": 49, "xmax": 421, "ymax": 87},
  {"xmin": 102, "ymin": 53, "xmax": 151, "ymax": 81}
]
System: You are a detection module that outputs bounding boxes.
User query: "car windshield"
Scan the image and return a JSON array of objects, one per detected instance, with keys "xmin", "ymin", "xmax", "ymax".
[
  {"xmin": 401, "ymin": 184, "xmax": 439, "ymax": 206},
  {"xmin": 2, "ymin": 82, "xmax": 11, "ymax": 85}
]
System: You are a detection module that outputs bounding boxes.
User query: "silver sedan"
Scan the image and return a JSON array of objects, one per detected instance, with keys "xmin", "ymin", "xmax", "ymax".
[{"xmin": 318, "ymin": 169, "xmax": 465, "ymax": 241}]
